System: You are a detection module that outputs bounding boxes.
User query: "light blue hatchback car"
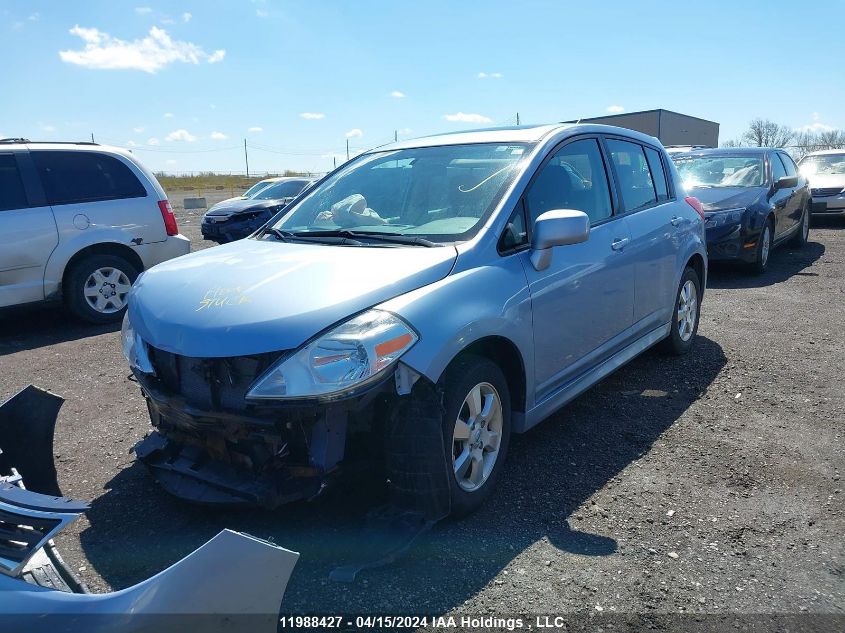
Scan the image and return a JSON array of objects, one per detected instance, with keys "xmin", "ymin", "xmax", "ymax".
[{"xmin": 123, "ymin": 124, "xmax": 707, "ymax": 517}]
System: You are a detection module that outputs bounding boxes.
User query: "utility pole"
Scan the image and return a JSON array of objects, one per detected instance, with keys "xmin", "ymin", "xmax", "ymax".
[
  {"xmin": 333, "ymin": 156, "xmax": 337, "ymax": 170},
  {"xmin": 91, "ymin": 133, "xmax": 95, "ymax": 143},
  {"xmin": 243, "ymin": 139, "xmax": 249, "ymax": 177},
  {"xmin": 346, "ymin": 138, "xmax": 349, "ymax": 161},
  {"xmin": 394, "ymin": 129, "xmax": 398, "ymax": 142},
  {"xmin": 516, "ymin": 112, "xmax": 520, "ymax": 126}
]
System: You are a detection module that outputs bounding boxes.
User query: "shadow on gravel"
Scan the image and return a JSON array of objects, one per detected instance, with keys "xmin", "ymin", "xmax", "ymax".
[
  {"xmin": 0, "ymin": 304, "xmax": 118, "ymax": 357},
  {"xmin": 707, "ymin": 240, "xmax": 824, "ymax": 289},
  {"xmin": 79, "ymin": 336, "xmax": 726, "ymax": 614}
]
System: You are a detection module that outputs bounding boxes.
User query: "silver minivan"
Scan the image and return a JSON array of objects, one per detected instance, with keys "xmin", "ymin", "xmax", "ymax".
[
  {"xmin": 124, "ymin": 124, "xmax": 707, "ymax": 517},
  {"xmin": 0, "ymin": 140, "xmax": 190, "ymax": 323}
]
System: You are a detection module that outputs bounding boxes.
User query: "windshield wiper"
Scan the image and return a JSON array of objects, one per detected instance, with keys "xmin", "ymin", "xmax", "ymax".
[{"xmin": 292, "ymin": 229, "xmax": 440, "ymax": 247}]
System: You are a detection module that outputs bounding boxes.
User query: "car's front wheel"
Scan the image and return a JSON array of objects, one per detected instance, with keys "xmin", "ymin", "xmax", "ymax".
[
  {"xmin": 660, "ymin": 266, "xmax": 701, "ymax": 356},
  {"xmin": 750, "ymin": 218, "xmax": 774, "ymax": 274},
  {"xmin": 790, "ymin": 203, "xmax": 810, "ymax": 247},
  {"xmin": 64, "ymin": 253, "xmax": 139, "ymax": 324}
]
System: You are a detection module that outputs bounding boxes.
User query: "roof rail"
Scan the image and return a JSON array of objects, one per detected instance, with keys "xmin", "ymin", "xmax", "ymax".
[{"xmin": 0, "ymin": 139, "xmax": 100, "ymax": 146}]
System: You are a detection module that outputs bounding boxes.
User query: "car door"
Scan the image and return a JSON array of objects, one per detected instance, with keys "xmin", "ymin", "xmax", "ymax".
[
  {"xmin": 777, "ymin": 152, "xmax": 803, "ymax": 228},
  {"xmin": 519, "ymin": 137, "xmax": 636, "ymax": 401},
  {"xmin": 604, "ymin": 138, "xmax": 680, "ymax": 334},
  {"xmin": 0, "ymin": 151, "xmax": 59, "ymax": 307},
  {"xmin": 768, "ymin": 151, "xmax": 793, "ymax": 239}
]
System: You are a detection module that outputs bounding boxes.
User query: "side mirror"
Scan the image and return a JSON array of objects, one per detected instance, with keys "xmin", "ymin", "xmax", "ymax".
[
  {"xmin": 530, "ymin": 209, "xmax": 590, "ymax": 271},
  {"xmin": 774, "ymin": 175, "xmax": 798, "ymax": 190}
]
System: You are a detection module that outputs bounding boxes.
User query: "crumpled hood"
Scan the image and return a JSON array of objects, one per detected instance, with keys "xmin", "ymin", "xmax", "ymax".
[
  {"xmin": 687, "ymin": 186, "xmax": 764, "ymax": 212},
  {"xmin": 129, "ymin": 239, "xmax": 458, "ymax": 357},
  {"xmin": 206, "ymin": 198, "xmax": 279, "ymax": 217}
]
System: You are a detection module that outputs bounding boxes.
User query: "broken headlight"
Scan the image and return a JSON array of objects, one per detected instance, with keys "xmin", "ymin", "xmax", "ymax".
[
  {"xmin": 246, "ymin": 309, "xmax": 418, "ymax": 400},
  {"xmin": 121, "ymin": 312, "xmax": 154, "ymax": 374}
]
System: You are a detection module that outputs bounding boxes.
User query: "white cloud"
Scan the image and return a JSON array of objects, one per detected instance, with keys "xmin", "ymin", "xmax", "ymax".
[
  {"xmin": 300, "ymin": 112, "xmax": 325, "ymax": 120},
  {"xmin": 165, "ymin": 128, "xmax": 197, "ymax": 142},
  {"xmin": 248, "ymin": 126, "xmax": 263, "ymax": 133},
  {"xmin": 605, "ymin": 105, "xmax": 625, "ymax": 114},
  {"xmin": 163, "ymin": 112, "xmax": 174, "ymax": 118},
  {"xmin": 59, "ymin": 25, "xmax": 227, "ymax": 73},
  {"xmin": 256, "ymin": 9, "xmax": 269, "ymax": 17},
  {"xmin": 28, "ymin": 12, "xmax": 40, "ymax": 21},
  {"xmin": 443, "ymin": 112, "xmax": 492, "ymax": 124},
  {"xmin": 166, "ymin": 159, "xmax": 177, "ymax": 165},
  {"xmin": 126, "ymin": 140, "xmax": 138, "ymax": 147},
  {"xmin": 182, "ymin": 12, "xmax": 192, "ymax": 23},
  {"xmin": 345, "ymin": 128, "xmax": 363, "ymax": 138},
  {"xmin": 390, "ymin": 90, "xmax": 406, "ymax": 98},
  {"xmin": 147, "ymin": 137, "xmax": 160, "ymax": 145},
  {"xmin": 133, "ymin": 126, "xmax": 144, "ymax": 133},
  {"xmin": 796, "ymin": 122, "xmax": 836, "ymax": 133},
  {"xmin": 477, "ymin": 72, "xmax": 502, "ymax": 79},
  {"xmin": 134, "ymin": 7, "xmax": 153, "ymax": 15},
  {"xmin": 40, "ymin": 123, "xmax": 56, "ymax": 133},
  {"xmin": 210, "ymin": 131, "xmax": 228, "ymax": 140}
]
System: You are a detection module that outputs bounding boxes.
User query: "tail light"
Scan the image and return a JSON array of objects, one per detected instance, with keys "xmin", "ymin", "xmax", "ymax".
[
  {"xmin": 158, "ymin": 200, "xmax": 179, "ymax": 236},
  {"xmin": 685, "ymin": 196, "xmax": 705, "ymax": 221}
]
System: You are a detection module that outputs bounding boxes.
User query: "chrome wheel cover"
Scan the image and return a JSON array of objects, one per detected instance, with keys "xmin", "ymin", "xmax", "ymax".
[
  {"xmin": 677, "ymin": 279, "xmax": 698, "ymax": 342},
  {"xmin": 84, "ymin": 267, "xmax": 131, "ymax": 313},
  {"xmin": 452, "ymin": 382, "xmax": 503, "ymax": 492}
]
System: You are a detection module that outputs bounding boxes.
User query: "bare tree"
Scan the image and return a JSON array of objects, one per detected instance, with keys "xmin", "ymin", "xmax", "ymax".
[{"xmin": 741, "ymin": 118, "xmax": 794, "ymax": 148}]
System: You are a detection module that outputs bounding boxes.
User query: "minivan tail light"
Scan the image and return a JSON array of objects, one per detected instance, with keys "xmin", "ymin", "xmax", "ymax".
[
  {"xmin": 158, "ymin": 200, "xmax": 179, "ymax": 236},
  {"xmin": 685, "ymin": 196, "xmax": 705, "ymax": 221}
]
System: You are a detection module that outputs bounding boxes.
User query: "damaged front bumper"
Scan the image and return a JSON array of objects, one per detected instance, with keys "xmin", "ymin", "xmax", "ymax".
[
  {"xmin": 0, "ymin": 386, "xmax": 300, "ymax": 632},
  {"xmin": 132, "ymin": 350, "xmax": 408, "ymax": 508}
]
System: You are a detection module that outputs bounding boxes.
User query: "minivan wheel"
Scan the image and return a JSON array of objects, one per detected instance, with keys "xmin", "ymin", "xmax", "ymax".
[
  {"xmin": 790, "ymin": 204, "xmax": 810, "ymax": 247},
  {"xmin": 659, "ymin": 267, "xmax": 701, "ymax": 356},
  {"xmin": 750, "ymin": 219, "xmax": 774, "ymax": 274},
  {"xmin": 441, "ymin": 355, "xmax": 512, "ymax": 517},
  {"xmin": 65, "ymin": 254, "xmax": 139, "ymax": 324}
]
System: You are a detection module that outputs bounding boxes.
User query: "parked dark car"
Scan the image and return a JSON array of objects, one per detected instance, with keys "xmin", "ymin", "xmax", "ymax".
[
  {"xmin": 672, "ymin": 148, "xmax": 811, "ymax": 273},
  {"xmin": 201, "ymin": 177, "xmax": 313, "ymax": 243}
]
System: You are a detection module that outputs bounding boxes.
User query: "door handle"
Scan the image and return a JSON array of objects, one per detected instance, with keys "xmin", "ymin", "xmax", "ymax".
[
  {"xmin": 611, "ymin": 237, "xmax": 630, "ymax": 251},
  {"xmin": 670, "ymin": 216, "xmax": 683, "ymax": 226}
]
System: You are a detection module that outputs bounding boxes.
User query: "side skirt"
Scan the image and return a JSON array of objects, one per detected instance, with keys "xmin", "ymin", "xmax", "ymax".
[{"xmin": 517, "ymin": 322, "xmax": 671, "ymax": 433}]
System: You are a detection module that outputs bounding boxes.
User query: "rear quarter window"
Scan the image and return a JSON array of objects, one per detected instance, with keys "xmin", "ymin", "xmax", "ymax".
[
  {"xmin": 0, "ymin": 154, "xmax": 29, "ymax": 211},
  {"xmin": 32, "ymin": 151, "xmax": 147, "ymax": 206}
]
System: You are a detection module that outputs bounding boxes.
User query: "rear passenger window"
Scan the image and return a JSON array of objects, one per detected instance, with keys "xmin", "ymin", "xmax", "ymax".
[
  {"xmin": 779, "ymin": 153, "xmax": 797, "ymax": 177},
  {"xmin": 525, "ymin": 138, "xmax": 613, "ymax": 225},
  {"xmin": 644, "ymin": 147, "xmax": 670, "ymax": 201},
  {"xmin": 32, "ymin": 151, "xmax": 147, "ymax": 206},
  {"xmin": 0, "ymin": 154, "xmax": 28, "ymax": 211},
  {"xmin": 606, "ymin": 139, "xmax": 658, "ymax": 212}
]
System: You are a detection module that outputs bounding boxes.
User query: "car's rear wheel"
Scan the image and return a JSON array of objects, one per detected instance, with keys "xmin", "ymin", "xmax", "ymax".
[
  {"xmin": 659, "ymin": 266, "xmax": 701, "ymax": 356},
  {"xmin": 790, "ymin": 203, "xmax": 810, "ymax": 247},
  {"xmin": 64, "ymin": 254, "xmax": 139, "ymax": 324},
  {"xmin": 750, "ymin": 218, "xmax": 774, "ymax": 274},
  {"xmin": 441, "ymin": 356, "xmax": 512, "ymax": 516}
]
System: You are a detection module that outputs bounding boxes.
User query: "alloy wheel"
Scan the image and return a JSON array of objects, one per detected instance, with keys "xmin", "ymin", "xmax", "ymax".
[
  {"xmin": 677, "ymin": 279, "xmax": 698, "ymax": 342},
  {"xmin": 761, "ymin": 226, "xmax": 771, "ymax": 268},
  {"xmin": 452, "ymin": 382, "xmax": 504, "ymax": 492},
  {"xmin": 83, "ymin": 267, "xmax": 131, "ymax": 314}
]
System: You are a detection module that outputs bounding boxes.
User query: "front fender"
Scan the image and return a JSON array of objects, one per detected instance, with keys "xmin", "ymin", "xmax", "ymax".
[{"xmin": 378, "ymin": 256, "xmax": 534, "ymax": 403}]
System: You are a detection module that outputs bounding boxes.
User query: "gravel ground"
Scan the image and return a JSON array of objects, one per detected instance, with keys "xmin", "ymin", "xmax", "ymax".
[{"xmin": 0, "ymin": 207, "xmax": 842, "ymax": 622}]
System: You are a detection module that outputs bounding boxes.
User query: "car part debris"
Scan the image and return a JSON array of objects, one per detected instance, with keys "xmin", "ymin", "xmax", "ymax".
[{"xmin": 0, "ymin": 386, "xmax": 299, "ymax": 632}]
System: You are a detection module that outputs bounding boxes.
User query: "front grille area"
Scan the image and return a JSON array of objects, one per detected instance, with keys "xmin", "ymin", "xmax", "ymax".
[
  {"xmin": 812, "ymin": 187, "xmax": 843, "ymax": 197},
  {"xmin": 147, "ymin": 347, "xmax": 287, "ymax": 411}
]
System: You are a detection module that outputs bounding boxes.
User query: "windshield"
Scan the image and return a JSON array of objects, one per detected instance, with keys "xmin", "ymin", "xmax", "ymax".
[
  {"xmin": 271, "ymin": 143, "xmax": 530, "ymax": 242},
  {"xmin": 674, "ymin": 155, "xmax": 765, "ymax": 188},
  {"xmin": 254, "ymin": 180, "xmax": 309, "ymax": 200},
  {"xmin": 243, "ymin": 180, "xmax": 274, "ymax": 198},
  {"xmin": 799, "ymin": 154, "xmax": 845, "ymax": 176}
]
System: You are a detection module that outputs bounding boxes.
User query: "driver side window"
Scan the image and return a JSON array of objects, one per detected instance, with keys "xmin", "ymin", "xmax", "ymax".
[{"xmin": 525, "ymin": 139, "xmax": 613, "ymax": 226}]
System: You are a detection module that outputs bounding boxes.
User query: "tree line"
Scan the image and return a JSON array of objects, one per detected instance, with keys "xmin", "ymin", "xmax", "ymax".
[{"xmin": 722, "ymin": 118, "xmax": 845, "ymax": 159}]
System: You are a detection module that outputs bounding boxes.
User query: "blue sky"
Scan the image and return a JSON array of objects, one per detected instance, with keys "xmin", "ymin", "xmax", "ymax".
[{"xmin": 2, "ymin": 0, "xmax": 843, "ymax": 174}]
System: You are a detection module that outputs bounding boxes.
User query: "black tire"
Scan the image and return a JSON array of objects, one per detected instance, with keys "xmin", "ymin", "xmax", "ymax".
[
  {"xmin": 790, "ymin": 203, "xmax": 810, "ymax": 247},
  {"xmin": 749, "ymin": 217, "xmax": 774, "ymax": 275},
  {"xmin": 64, "ymin": 254, "xmax": 139, "ymax": 324},
  {"xmin": 659, "ymin": 267, "xmax": 701, "ymax": 356},
  {"xmin": 439, "ymin": 355, "xmax": 512, "ymax": 517}
]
